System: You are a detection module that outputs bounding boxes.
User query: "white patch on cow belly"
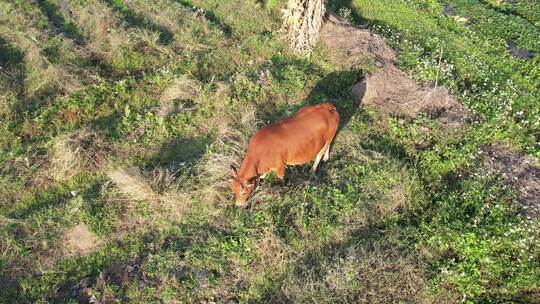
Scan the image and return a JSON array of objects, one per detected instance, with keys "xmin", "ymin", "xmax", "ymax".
[{"xmin": 286, "ymin": 160, "xmax": 309, "ymax": 166}]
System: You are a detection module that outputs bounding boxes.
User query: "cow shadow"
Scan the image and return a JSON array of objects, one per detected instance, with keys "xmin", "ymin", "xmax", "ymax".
[{"xmin": 306, "ymin": 69, "xmax": 363, "ymax": 130}]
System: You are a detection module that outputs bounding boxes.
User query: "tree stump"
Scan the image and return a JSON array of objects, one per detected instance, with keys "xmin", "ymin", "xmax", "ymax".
[{"xmin": 281, "ymin": 0, "xmax": 326, "ymax": 54}]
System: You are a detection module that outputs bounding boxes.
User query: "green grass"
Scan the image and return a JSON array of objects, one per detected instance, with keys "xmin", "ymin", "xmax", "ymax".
[
  {"xmin": 334, "ymin": 0, "xmax": 540, "ymax": 157},
  {"xmin": 1, "ymin": 0, "xmax": 539, "ymax": 303}
]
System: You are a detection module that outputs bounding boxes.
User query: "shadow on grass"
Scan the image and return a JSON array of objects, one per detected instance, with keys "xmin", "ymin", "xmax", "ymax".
[
  {"xmin": 327, "ymin": 0, "xmax": 366, "ymax": 25},
  {"xmin": 477, "ymin": 0, "xmax": 540, "ymax": 32},
  {"xmin": 306, "ymin": 69, "xmax": 364, "ymax": 130},
  {"xmin": 35, "ymin": 0, "xmax": 86, "ymax": 45},
  {"xmin": 0, "ymin": 36, "xmax": 26, "ymax": 94},
  {"xmin": 174, "ymin": 0, "xmax": 233, "ymax": 37},
  {"xmin": 102, "ymin": 0, "xmax": 174, "ymax": 44},
  {"xmin": 257, "ymin": 57, "xmax": 364, "ymax": 130},
  {"xmin": 145, "ymin": 133, "xmax": 216, "ymax": 172},
  {"xmin": 0, "ymin": 36, "xmax": 69, "ymax": 144},
  {"xmin": 1, "ymin": 175, "xmax": 100, "ymax": 220}
]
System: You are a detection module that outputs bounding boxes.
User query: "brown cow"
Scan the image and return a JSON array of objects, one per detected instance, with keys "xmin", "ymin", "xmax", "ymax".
[{"xmin": 230, "ymin": 102, "xmax": 340, "ymax": 206}]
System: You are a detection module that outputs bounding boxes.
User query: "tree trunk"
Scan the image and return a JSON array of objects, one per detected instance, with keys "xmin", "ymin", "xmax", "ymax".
[{"xmin": 281, "ymin": 0, "xmax": 326, "ymax": 54}]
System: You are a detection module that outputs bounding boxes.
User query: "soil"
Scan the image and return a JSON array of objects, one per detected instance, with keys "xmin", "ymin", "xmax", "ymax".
[
  {"xmin": 484, "ymin": 143, "xmax": 540, "ymax": 218},
  {"xmin": 64, "ymin": 223, "xmax": 99, "ymax": 256},
  {"xmin": 105, "ymin": 261, "xmax": 142, "ymax": 285},
  {"xmin": 319, "ymin": 14, "xmax": 395, "ymax": 68},
  {"xmin": 350, "ymin": 65, "xmax": 472, "ymax": 129},
  {"xmin": 320, "ymin": 13, "xmax": 473, "ymax": 128}
]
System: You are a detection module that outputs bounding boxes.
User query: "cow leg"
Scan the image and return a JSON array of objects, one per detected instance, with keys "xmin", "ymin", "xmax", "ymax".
[
  {"xmin": 322, "ymin": 144, "xmax": 330, "ymax": 162},
  {"xmin": 323, "ymin": 136, "xmax": 336, "ymax": 162},
  {"xmin": 310, "ymin": 145, "xmax": 327, "ymax": 173}
]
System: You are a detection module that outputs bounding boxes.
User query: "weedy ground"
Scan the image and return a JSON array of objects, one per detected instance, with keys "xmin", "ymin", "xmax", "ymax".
[{"xmin": 0, "ymin": 0, "xmax": 539, "ymax": 303}]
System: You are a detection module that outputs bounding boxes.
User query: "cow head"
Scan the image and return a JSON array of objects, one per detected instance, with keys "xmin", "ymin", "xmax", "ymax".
[{"xmin": 230, "ymin": 165, "xmax": 257, "ymax": 207}]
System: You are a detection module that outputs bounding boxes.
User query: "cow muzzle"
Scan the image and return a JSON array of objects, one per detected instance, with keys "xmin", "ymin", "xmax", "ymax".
[{"xmin": 235, "ymin": 201, "xmax": 248, "ymax": 208}]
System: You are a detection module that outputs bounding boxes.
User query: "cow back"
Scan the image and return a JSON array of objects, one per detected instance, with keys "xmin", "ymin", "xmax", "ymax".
[{"xmin": 248, "ymin": 103, "xmax": 339, "ymax": 168}]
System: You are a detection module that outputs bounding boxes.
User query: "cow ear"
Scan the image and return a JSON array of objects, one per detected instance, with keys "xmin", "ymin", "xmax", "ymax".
[{"xmin": 230, "ymin": 165, "xmax": 238, "ymax": 178}]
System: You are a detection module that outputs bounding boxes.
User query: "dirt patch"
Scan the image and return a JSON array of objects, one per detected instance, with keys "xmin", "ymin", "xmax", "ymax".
[
  {"xmin": 105, "ymin": 260, "xmax": 142, "ymax": 285},
  {"xmin": 351, "ymin": 254, "xmax": 431, "ymax": 303},
  {"xmin": 350, "ymin": 65, "xmax": 471, "ymax": 127},
  {"xmin": 483, "ymin": 143, "xmax": 540, "ymax": 218},
  {"xmin": 320, "ymin": 14, "xmax": 395, "ymax": 68},
  {"xmin": 320, "ymin": 13, "xmax": 473, "ymax": 129},
  {"xmin": 66, "ymin": 261, "xmax": 143, "ymax": 303},
  {"xmin": 64, "ymin": 223, "xmax": 99, "ymax": 256}
]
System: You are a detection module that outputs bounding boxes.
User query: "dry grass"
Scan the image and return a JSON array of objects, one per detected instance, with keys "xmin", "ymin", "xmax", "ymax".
[
  {"xmin": 70, "ymin": 3, "xmax": 113, "ymax": 44},
  {"xmin": 252, "ymin": 231, "xmax": 287, "ymax": 274},
  {"xmin": 154, "ymin": 75, "xmax": 201, "ymax": 117},
  {"xmin": 0, "ymin": 4, "xmax": 53, "ymax": 95},
  {"xmin": 132, "ymin": 0, "xmax": 181, "ymax": 33},
  {"xmin": 107, "ymin": 167, "xmax": 191, "ymax": 224},
  {"xmin": 193, "ymin": 103, "xmax": 260, "ymax": 207},
  {"xmin": 381, "ymin": 184, "xmax": 408, "ymax": 211},
  {"xmin": 319, "ymin": 13, "xmax": 396, "ymax": 68},
  {"xmin": 136, "ymin": 28, "xmax": 162, "ymax": 50},
  {"xmin": 49, "ymin": 134, "xmax": 84, "ymax": 182},
  {"xmin": 106, "ymin": 81, "xmax": 258, "ymax": 224},
  {"xmin": 64, "ymin": 0, "xmax": 168, "ymax": 72},
  {"xmin": 279, "ymin": 241, "xmax": 430, "ymax": 304},
  {"xmin": 124, "ymin": 0, "xmax": 181, "ymax": 48},
  {"xmin": 0, "ymin": 2, "xmax": 81, "ymax": 97},
  {"xmin": 147, "ymin": 167, "xmax": 177, "ymax": 194},
  {"xmin": 160, "ymin": 75, "xmax": 200, "ymax": 103},
  {"xmin": 70, "ymin": 3, "xmax": 128, "ymax": 63},
  {"xmin": 48, "ymin": 129, "xmax": 110, "ymax": 181},
  {"xmin": 107, "ymin": 168, "xmax": 159, "ymax": 203}
]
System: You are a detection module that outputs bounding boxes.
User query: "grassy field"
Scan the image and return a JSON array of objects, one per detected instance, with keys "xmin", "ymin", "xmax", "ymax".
[{"xmin": 1, "ymin": 0, "xmax": 539, "ymax": 303}]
